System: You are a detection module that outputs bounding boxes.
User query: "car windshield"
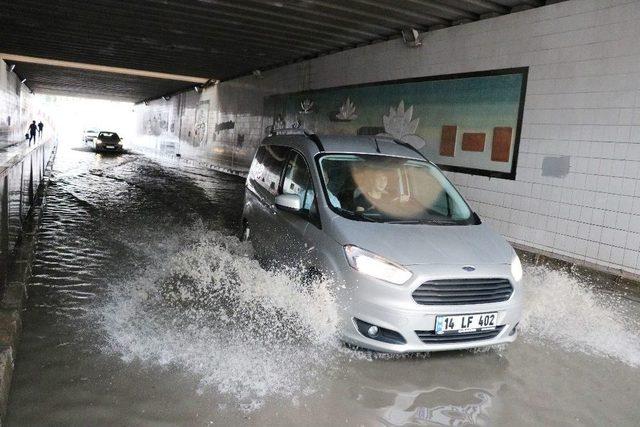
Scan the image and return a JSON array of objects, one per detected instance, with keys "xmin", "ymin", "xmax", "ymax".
[
  {"xmin": 99, "ymin": 132, "xmax": 119, "ymax": 139},
  {"xmin": 318, "ymin": 154, "xmax": 474, "ymax": 224}
]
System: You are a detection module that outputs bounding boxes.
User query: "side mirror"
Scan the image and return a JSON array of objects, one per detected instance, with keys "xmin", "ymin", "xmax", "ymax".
[{"xmin": 275, "ymin": 193, "xmax": 302, "ymax": 212}]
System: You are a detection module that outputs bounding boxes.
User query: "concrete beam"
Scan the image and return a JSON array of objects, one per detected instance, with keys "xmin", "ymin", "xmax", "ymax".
[{"xmin": 0, "ymin": 53, "xmax": 209, "ymax": 83}]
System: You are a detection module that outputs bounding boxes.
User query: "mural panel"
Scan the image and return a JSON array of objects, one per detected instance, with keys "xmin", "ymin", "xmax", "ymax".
[{"xmin": 265, "ymin": 68, "xmax": 527, "ymax": 179}]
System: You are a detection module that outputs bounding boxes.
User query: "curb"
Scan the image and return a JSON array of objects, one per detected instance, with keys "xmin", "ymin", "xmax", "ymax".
[{"xmin": 0, "ymin": 143, "xmax": 57, "ymax": 421}]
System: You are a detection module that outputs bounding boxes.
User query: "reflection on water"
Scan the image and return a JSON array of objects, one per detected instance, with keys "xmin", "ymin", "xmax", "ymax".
[{"xmin": 382, "ymin": 388, "xmax": 494, "ymax": 426}]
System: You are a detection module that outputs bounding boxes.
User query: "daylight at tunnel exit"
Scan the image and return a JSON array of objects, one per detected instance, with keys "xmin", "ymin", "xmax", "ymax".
[{"xmin": 0, "ymin": 0, "xmax": 639, "ymax": 426}]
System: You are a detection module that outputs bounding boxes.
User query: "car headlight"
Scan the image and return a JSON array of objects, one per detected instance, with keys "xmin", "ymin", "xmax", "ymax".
[
  {"xmin": 511, "ymin": 254, "xmax": 523, "ymax": 282},
  {"xmin": 344, "ymin": 245, "xmax": 412, "ymax": 285}
]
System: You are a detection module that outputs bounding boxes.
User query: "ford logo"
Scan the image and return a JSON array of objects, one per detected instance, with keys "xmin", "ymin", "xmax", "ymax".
[{"xmin": 462, "ymin": 266, "xmax": 476, "ymax": 272}]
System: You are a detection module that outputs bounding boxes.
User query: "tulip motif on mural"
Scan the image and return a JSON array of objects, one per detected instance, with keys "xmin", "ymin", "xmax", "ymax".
[
  {"xmin": 300, "ymin": 99, "xmax": 315, "ymax": 114},
  {"xmin": 273, "ymin": 114, "xmax": 286, "ymax": 129},
  {"xmin": 335, "ymin": 97, "xmax": 358, "ymax": 121},
  {"xmin": 380, "ymin": 100, "xmax": 427, "ymax": 149}
]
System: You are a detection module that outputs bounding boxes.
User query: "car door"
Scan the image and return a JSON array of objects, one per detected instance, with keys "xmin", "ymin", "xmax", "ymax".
[
  {"xmin": 244, "ymin": 145, "xmax": 290, "ymax": 261},
  {"xmin": 276, "ymin": 150, "xmax": 318, "ymax": 266}
]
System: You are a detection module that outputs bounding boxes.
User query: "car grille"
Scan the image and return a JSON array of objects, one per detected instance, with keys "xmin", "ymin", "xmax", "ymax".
[
  {"xmin": 411, "ymin": 278, "xmax": 513, "ymax": 305},
  {"xmin": 416, "ymin": 326, "xmax": 504, "ymax": 344}
]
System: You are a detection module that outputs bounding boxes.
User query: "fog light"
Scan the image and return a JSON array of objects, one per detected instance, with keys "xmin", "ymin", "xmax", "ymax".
[{"xmin": 354, "ymin": 318, "xmax": 406, "ymax": 345}]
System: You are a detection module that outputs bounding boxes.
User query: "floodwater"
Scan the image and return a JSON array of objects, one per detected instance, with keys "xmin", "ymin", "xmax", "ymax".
[{"xmin": 6, "ymin": 142, "xmax": 640, "ymax": 426}]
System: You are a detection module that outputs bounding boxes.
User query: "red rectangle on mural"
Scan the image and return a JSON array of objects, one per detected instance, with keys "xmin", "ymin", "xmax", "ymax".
[
  {"xmin": 440, "ymin": 125, "xmax": 457, "ymax": 157},
  {"xmin": 461, "ymin": 133, "xmax": 485, "ymax": 152},
  {"xmin": 491, "ymin": 127, "xmax": 512, "ymax": 162}
]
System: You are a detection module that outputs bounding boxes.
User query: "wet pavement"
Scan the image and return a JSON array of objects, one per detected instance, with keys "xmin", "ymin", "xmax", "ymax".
[{"xmin": 6, "ymin": 141, "xmax": 640, "ymax": 426}]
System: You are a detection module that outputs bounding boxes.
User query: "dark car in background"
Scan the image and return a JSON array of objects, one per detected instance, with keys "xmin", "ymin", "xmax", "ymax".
[{"xmin": 93, "ymin": 131, "xmax": 123, "ymax": 152}]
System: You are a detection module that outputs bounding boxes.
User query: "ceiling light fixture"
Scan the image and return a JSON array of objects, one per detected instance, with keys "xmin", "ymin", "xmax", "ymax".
[
  {"xmin": 9, "ymin": 64, "xmax": 15, "ymax": 72},
  {"xmin": 20, "ymin": 78, "xmax": 26, "ymax": 83},
  {"xmin": 401, "ymin": 28, "xmax": 422, "ymax": 48}
]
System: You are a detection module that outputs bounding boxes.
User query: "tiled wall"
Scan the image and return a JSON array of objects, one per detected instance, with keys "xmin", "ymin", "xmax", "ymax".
[
  {"xmin": 136, "ymin": 0, "xmax": 640, "ymax": 277},
  {"xmin": 135, "ymin": 79, "xmax": 268, "ymax": 172}
]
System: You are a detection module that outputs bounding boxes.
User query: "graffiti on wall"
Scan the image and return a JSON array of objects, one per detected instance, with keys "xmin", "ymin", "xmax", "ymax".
[
  {"xmin": 194, "ymin": 100, "xmax": 209, "ymax": 146},
  {"xmin": 142, "ymin": 107, "xmax": 169, "ymax": 136},
  {"xmin": 266, "ymin": 68, "xmax": 528, "ymax": 179}
]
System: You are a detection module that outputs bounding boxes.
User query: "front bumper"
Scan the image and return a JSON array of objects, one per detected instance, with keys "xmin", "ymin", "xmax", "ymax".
[
  {"xmin": 95, "ymin": 143, "xmax": 123, "ymax": 151},
  {"xmin": 337, "ymin": 264, "xmax": 523, "ymax": 353}
]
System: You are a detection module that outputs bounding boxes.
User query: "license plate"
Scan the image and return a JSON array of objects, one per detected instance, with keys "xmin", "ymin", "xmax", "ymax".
[
  {"xmin": 435, "ymin": 312, "xmax": 497, "ymax": 334},
  {"xmin": 106, "ymin": 145, "xmax": 114, "ymax": 149}
]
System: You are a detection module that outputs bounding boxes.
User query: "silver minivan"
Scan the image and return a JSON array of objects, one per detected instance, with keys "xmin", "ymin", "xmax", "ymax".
[{"xmin": 241, "ymin": 130, "xmax": 523, "ymax": 352}]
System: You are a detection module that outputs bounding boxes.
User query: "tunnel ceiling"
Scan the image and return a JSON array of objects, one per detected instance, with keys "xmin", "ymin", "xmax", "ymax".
[{"xmin": 0, "ymin": 0, "xmax": 560, "ymax": 103}]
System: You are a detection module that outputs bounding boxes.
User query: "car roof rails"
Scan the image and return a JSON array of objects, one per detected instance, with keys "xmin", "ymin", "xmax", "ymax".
[
  {"xmin": 268, "ymin": 127, "xmax": 324, "ymax": 151},
  {"xmin": 376, "ymin": 135, "xmax": 432, "ymax": 164},
  {"xmin": 268, "ymin": 127, "xmax": 308, "ymax": 136}
]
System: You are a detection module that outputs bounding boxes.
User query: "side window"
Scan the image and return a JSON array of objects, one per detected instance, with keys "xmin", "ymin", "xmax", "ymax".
[
  {"xmin": 248, "ymin": 147, "xmax": 266, "ymax": 183},
  {"xmin": 253, "ymin": 145, "xmax": 289, "ymax": 195},
  {"xmin": 282, "ymin": 152, "xmax": 315, "ymax": 212}
]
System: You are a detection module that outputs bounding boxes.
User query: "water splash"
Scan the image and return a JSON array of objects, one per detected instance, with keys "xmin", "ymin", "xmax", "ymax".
[
  {"xmin": 99, "ymin": 223, "xmax": 340, "ymax": 408},
  {"xmin": 99, "ymin": 223, "xmax": 640, "ymax": 412},
  {"xmin": 519, "ymin": 265, "xmax": 640, "ymax": 367}
]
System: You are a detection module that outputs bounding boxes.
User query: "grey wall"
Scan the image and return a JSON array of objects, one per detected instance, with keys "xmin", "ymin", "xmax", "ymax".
[
  {"xmin": 0, "ymin": 61, "xmax": 56, "ymax": 291},
  {"xmin": 135, "ymin": 0, "xmax": 640, "ymax": 277},
  {"xmin": 0, "ymin": 63, "xmax": 26, "ymax": 147},
  {"xmin": 0, "ymin": 61, "xmax": 51, "ymax": 149}
]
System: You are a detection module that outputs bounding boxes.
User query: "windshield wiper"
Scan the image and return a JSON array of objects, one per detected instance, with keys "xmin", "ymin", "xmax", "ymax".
[
  {"xmin": 334, "ymin": 207, "xmax": 377, "ymax": 222},
  {"xmin": 386, "ymin": 218, "xmax": 462, "ymax": 225},
  {"xmin": 425, "ymin": 218, "xmax": 462, "ymax": 225}
]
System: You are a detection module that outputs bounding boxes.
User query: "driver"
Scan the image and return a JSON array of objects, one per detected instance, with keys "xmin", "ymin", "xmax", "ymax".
[
  {"xmin": 354, "ymin": 169, "xmax": 410, "ymax": 213},
  {"xmin": 354, "ymin": 169, "xmax": 390, "ymax": 212}
]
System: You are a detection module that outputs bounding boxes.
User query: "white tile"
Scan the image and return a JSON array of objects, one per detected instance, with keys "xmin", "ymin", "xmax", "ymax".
[
  {"xmin": 622, "ymin": 250, "xmax": 638, "ymax": 268},
  {"xmin": 626, "ymin": 232, "xmax": 640, "ymax": 250},
  {"xmin": 610, "ymin": 246, "xmax": 625, "ymax": 266},
  {"xmin": 597, "ymin": 244, "xmax": 612, "ymax": 262}
]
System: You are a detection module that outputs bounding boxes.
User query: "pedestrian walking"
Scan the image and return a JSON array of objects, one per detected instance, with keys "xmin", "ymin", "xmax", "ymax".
[
  {"xmin": 38, "ymin": 121, "xmax": 44, "ymax": 136},
  {"xmin": 28, "ymin": 120, "xmax": 37, "ymax": 145}
]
